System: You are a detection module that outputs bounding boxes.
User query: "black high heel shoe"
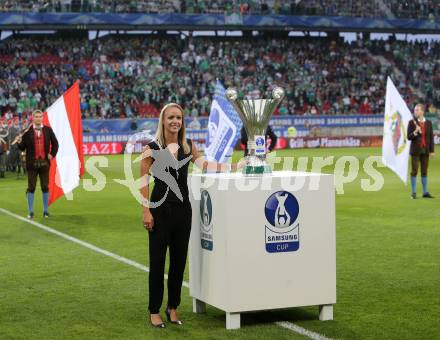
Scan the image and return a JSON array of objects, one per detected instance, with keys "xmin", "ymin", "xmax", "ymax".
[
  {"xmin": 166, "ymin": 308, "xmax": 183, "ymax": 325},
  {"xmin": 149, "ymin": 314, "xmax": 166, "ymax": 328}
]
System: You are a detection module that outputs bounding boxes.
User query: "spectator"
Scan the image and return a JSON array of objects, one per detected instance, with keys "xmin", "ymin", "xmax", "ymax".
[
  {"xmin": 1, "ymin": 0, "xmax": 436, "ymax": 19},
  {"xmin": 0, "ymin": 34, "xmax": 434, "ymax": 119}
]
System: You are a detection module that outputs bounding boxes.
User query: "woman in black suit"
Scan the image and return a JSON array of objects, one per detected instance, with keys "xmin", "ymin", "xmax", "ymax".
[{"xmin": 140, "ymin": 103, "xmax": 242, "ymax": 328}]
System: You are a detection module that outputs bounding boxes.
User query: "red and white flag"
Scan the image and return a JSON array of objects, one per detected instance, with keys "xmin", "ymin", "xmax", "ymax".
[{"xmin": 43, "ymin": 81, "xmax": 84, "ymax": 205}]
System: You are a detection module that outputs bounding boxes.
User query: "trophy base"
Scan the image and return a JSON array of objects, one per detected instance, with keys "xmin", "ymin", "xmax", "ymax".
[{"xmin": 242, "ymin": 164, "xmax": 272, "ymax": 175}]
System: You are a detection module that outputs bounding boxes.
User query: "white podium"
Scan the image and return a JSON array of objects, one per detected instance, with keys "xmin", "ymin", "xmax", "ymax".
[{"xmin": 188, "ymin": 171, "xmax": 336, "ymax": 329}]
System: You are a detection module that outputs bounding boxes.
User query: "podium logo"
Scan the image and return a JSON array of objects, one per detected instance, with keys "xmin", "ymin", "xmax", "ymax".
[
  {"xmin": 200, "ymin": 190, "xmax": 213, "ymax": 251},
  {"xmin": 264, "ymin": 191, "xmax": 300, "ymax": 253}
]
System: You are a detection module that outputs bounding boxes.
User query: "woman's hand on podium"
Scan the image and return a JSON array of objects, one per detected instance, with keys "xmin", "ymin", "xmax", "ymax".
[{"xmin": 143, "ymin": 209, "xmax": 154, "ymax": 232}]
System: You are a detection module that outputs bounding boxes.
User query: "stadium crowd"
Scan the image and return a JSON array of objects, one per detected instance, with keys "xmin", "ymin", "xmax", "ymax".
[
  {"xmin": 0, "ymin": 0, "xmax": 438, "ymax": 19},
  {"xmin": 388, "ymin": 1, "xmax": 439, "ymax": 19},
  {"xmin": 372, "ymin": 39, "xmax": 440, "ymax": 108},
  {"xmin": 1, "ymin": 35, "xmax": 439, "ymax": 120}
]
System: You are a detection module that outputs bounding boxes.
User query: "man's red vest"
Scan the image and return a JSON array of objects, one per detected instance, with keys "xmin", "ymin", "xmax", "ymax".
[{"xmin": 33, "ymin": 128, "xmax": 45, "ymax": 160}]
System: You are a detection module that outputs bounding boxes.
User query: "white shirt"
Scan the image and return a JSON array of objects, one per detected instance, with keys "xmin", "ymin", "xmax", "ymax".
[{"xmin": 33, "ymin": 124, "xmax": 43, "ymax": 137}]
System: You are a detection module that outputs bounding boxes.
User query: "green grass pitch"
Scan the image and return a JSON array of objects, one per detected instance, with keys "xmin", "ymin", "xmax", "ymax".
[{"xmin": 0, "ymin": 147, "xmax": 439, "ymax": 339}]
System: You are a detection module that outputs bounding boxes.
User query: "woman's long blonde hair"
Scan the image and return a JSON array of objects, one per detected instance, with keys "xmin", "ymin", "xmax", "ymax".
[{"xmin": 155, "ymin": 103, "xmax": 191, "ymax": 154}]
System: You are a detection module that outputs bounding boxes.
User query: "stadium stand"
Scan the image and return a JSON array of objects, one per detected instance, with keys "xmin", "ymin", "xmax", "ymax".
[
  {"xmin": 0, "ymin": 1, "xmax": 438, "ymax": 19},
  {"xmin": 2, "ymin": 34, "xmax": 438, "ymax": 120}
]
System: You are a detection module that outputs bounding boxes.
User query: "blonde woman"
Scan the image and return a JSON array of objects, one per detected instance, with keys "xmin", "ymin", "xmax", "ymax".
[{"xmin": 140, "ymin": 103, "xmax": 242, "ymax": 328}]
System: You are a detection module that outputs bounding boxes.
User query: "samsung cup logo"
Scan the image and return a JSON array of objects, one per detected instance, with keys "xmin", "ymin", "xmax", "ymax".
[
  {"xmin": 255, "ymin": 135, "xmax": 266, "ymax": 155},
  {"xmin": 200, "ymin": 190, "xmax": 213, "ymax": 251},
  {"xmin": 256, "ymin": 136, "xmax": 265, "ymax": 146},
  {"xmin": 264, "ymin": 191, "xmax": 300, "ymax": 253}
]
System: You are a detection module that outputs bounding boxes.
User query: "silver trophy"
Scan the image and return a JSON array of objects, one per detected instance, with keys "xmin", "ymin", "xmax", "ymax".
[{"xmin": 226, "ymin": 87, "xmax": 285, "ymax": 175}]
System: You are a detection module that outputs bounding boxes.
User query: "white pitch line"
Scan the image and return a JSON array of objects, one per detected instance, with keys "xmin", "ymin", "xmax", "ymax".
[
  {"xmin": 275, "ymin": 322, "xmax": 333, "ymax": 340},
  {"xmin": 0, "ymin": 207, "xmax": 331, "ymax": 340},
  {"xmin": 0, "ymin": 208, "xmax": 188, "ymax": 286}
]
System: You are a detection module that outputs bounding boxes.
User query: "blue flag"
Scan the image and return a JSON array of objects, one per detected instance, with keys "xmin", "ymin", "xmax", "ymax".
[{"xmin": 205, "ymin": 81, "xmax": 242, "ymax": 162}]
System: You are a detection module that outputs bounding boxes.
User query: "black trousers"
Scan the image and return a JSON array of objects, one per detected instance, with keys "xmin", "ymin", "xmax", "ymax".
[
  {"xmin": 148, "ymin": 200, "xmax": 192, "ymax": 314},
  {"xmin": 27, "ymin": 160, "xmax": 50, "ymax": 193},
  {"xmin": 410, "ymin": 153, "xmax": 429, "ymax": 177}
]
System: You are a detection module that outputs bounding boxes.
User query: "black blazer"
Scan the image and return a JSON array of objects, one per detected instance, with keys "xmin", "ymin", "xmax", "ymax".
[
  {"xmin": 241, "ymin": 125, "xmax": 278, "ymax": 156},
  {"xmin": 407, "ymin": 119, "xmax": 434, "ymax": 156},
  {"xmin": 18, "ymin": 126, "xmax": 59, "ymax": 168}
]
